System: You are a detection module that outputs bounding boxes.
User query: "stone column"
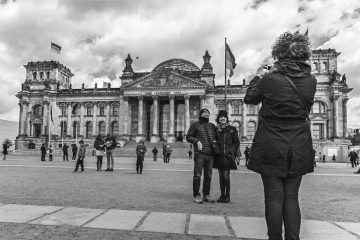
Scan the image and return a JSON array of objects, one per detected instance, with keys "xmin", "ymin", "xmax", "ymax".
[
  {"xmin": 18, "ymin": 103, "xmax": 24, "ymax": 135},
  {"xmin": 42, "ymin": 103, "xmax": 48, "ymax": 136},
  {"xmin": 79, "ymin": 103, "xmax": 85, "ymax": 138},
  {"xmin": 200, "ymin": 95, "xmax": 205, "ymax": 108},
  {"xmin": 67, "ymin": 103, "xmax": 72, "ymax": 138},
  {"xmin": 151, "ymin": 96, "xmax": 160, "ymax": 143},
  {"xmin": 167, "ymin": 95, "xmax": 175, "ymax": 143},
  {"xmin": 332, "ymin": 95, "xmax": 339, "ymax": 138},
  {"xmin": 92, "ymin": 103, "xmax": 98, "ymax": 138},
  {"xmin": 123, "ymin": 97, "xmax": 129, "ymax": 138},
  {"xmin": 342, "ymin": 97, "xmax": 349, "ymax": 138},
  {"xmin": 136, "ymin": 96, "xmax": 144, "ymax": 142},
  {"xmin": 21, "ymin": 102, "xmax": 29, "ymax": 135},
  {"xmin": 327, "ymin": 109, "xmax": 332, "ymax": 139},
  {"xmin": 105, "ymin": 102, "xmax": 110, "ymax": 135},
  {"xmin": 184, "ymin": 95, "xmax": 190, "ymax": 141},
  {"xmin": 241, "ymin": 102, "xmax": 248, "ymax": 140},
  {"xmin": 26, "ymin": 103, "xmax": 32, "ymax": 136},
  {"xmin": 323, "ymin": 123, "xmax": 327, "ymax": 140}
]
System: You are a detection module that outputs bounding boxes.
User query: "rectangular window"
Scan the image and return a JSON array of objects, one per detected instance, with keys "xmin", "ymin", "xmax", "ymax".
[
  {"xmin": 100, "ymin": 107, "xmax": 105, "ymax": 116},
  {"xmin": 113, "ymin": 106, "xmax": 118, "ymax": 116},
  {"xmin": 61, "ymin": 107, "xmax": 66, "ymax": 116},
  {"xmin": 233, "ymin": 104, "xmax": 240, "ymax": 115},
  {"xmin": 248, "ymin": 105, "xmax": 256, "ymax": 115},
  {"xmin": 312, "ymin": 124, "xmax": 323, "ymax": 140},
  {"xmin": 87, "ymin": 107, "xmax": 92, "ymax": 116}
]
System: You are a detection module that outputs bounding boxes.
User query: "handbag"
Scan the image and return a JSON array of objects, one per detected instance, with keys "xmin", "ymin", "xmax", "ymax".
[
  {"xmin": 203, "ymin": 125, "xmax": 221, "ymax": 155},
  {"xmin": 95, "ymin": 150, "xmax": 104, "ymax": 156},
  {"xmin": 226, "ymin": 154, "xmax": 238, "ymax": 170}
]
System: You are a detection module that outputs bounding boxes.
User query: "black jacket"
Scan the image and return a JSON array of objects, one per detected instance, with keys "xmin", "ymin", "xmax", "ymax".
[
  {"xmin": 244, "ymin": 61, "xmax": 316, "ymax": 177},
  {"xmin": 94, "ymin": 139, "xmax": 105, "ymax": 150},
  {"xmin": 213, "ymin": 125, "xmax": 240, "ymax": 170},
  {"xmin": 186, "ymin": 121, "xmax": 216, "ymax": 156}
]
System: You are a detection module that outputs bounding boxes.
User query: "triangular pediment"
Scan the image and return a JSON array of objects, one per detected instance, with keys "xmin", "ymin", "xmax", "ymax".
[{"xmin": 122, "ymin": 70, "xmax": 208, "ymax": 90}]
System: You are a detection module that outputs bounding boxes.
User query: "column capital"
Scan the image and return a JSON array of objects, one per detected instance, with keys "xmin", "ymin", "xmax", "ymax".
[
  {"xmin": 342, "ymin": 97, "xmax": 349, "ymax": 104},
  {"xmin": 169, "ymin": 95, "xmax": 175, "ymax": 100},
  {"xmin": 200, "ymin": 95, "xmax": 206, "ymax": 100},
  {"xmin": 138, "ymin": 96, "xmax": 144, "ymax": 100},
  {"xmin": 184, "ymin": 95, "xmax": 190, "ymax": 100},
  {"xmin": 123, "ymin": 96, "xmax": 129, "ymax": 101},
  {"xmin": 152, "ymin": 95, "xmax": 159, "ymax": 100},
  {"xmin": 330, "ymin": 94, "xmax": 340, "ymax": 101}
]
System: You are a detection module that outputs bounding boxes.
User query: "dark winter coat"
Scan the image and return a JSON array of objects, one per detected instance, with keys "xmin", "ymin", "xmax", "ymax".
[
  {"xmin": 244, "ymin": 60, "xmax": 317, "ymax": 177},
  {"xmin": 94, "ymin": 138, "xmax": 105, "ymax": 151},
  {"xmin": 104, "ymin": 136, "xmax": 117, "ymax": 150},
  {"xmin": 2, "ymin": 144, "xmax": 8, "ymax": 155},
  {"xmin": 213, "ymin": 125, "xmax": 240, "ymax": 170},
  {"xmin": 41, "ymin": 145, "xmax": 47, "ymax": 154},
  {"xmin": 186, "ymin": 121, "xmax": 217, "ymax": 156},
  {"xmin": 136, "ymin": 145, "xmax": 147, "ymax": 158}
]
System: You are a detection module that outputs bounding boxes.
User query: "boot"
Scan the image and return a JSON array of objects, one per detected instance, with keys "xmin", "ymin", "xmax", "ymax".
[{"xmin": 222, "ymin": 194, "xmax": 230, "ymax": 203}]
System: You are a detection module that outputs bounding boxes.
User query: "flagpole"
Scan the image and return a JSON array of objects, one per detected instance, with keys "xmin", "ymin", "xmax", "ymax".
[
  {"xmin": 224, "ymin": 38, "xmax": 228, "ymax": 112},
  {"xmin": 48, "ymin": 104, "xmax": 51, "ymax": 147},
  {"xmin": 50, "ymin": 42, "xmax": 52, "ymax": 60}
]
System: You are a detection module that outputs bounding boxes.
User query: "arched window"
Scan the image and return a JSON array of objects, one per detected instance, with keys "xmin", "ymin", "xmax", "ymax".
[
  {"xmin": 85, "ymin": 122, "xmax": 92, "ymax": 138},
  {"xmin": 111, "ymin": 121, "xmax": 119, "ymax": 136},
  {"xmin": 33, "ymin": 72, "xmax": 37, "ymax": 80},
  {"xmin": 247, "ymin": 121, "xmax": 256, "ymax": 140},
  {"xmin": 33, "ymin": 105, "xmax": 43, "ymax": 116},
  {"xmin": 232, "ymin": 102, "xmax": 241, "ymax": 115},
  {"xmin": 72, "ymin": 121, "xmax": 80, "ymax": 138},
  {"xmin": 60, "ymin": 121, "xmax": 67, "ymax": 137},
  {"xmin": 40, "ymin": 72, "xmax": 44, "ymax": 79},
  {"xmin": 323, "ymin": 62, "xmax": 328, "ymax": 72},
  {"xmin": 100, "ymin": 106, "xmax": 105, "ymax": 116},
  {"xmin": 61, "ymin": 106, "xmax": 67, "ymax": 116},
  {"xmin": 99, "ymin": 121, "xmax": 106, "ymax": 136},
  {"xmin": 46, "ymin": 71, "xmax": 50, "ymax": 79},
  {"xmin": 313, "ymin": 62, "xmax": 319, "ymax": 71},
  {"xmin": 311, "ymin": 101, "xmax": 326, "ymax": 113},
  {"xmin": 112, "ymin": 106, "xmax": 119, "ymax": 116},
  {"xmin": 216, "ymin": 101, "xmax": 225, "ymax": 111},
  {"xmin": 86, "ymin": 106, "xmax": 92, "ymax": 116},
  {"xmin": 247, "ymin": 105, "xmax": 256, "ymax": 115},
  {"xmin": 312, "ymin": 123, "xmax": 324, "ymax": 139}
]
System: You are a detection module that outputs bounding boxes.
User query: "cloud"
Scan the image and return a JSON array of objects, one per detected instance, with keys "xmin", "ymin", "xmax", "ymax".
[{"xmin": 0, "ymin": 0, "xmax": 360, "ymax": 130}]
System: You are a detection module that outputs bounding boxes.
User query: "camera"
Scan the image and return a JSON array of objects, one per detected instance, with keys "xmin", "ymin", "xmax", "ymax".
[{"xmin": 263, "ymin": 65, "xmax": 272, "ymax": 71}]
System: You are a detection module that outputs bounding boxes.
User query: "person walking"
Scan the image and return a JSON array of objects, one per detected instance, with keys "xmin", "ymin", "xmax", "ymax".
[
  {"xmin": 94, "ymin": 134, "xmax": 105, "ymax": 171},
  {"xmin": 188, "ymin": 149, "xmax": 193, "ymax": 160},
  {"xmin": 349, "ymin": 150, "xmax": 359, "ymax": 168},
  {"xmin": 136, "ymin": 140, "xmax": 147, "ymax": 174},
  {"xmin": 186, "ymin": 108, "xmax": 217, "ymax": 204},
  {"xmin": 332, "ymin": 154, "xmax": 336, "ymax": 162},
  {"xmin": 104, "ymin": 134, "xmax": 117, "ymax": 171},
  {"xmin": 244, "ymin": 30, "xmax": 316, "ymax": 240},
  {"xmin": 40, "ymin": 144, "xmax": 46, "ymax": 161},
  {"xmin": 162, "ymin": 143, "xmax": 166, "ymax": 163},
  {"xmin": 62, "ymin": 143, "xmax": 69, "ymax": 161},
  {"xmin": 74, "ymin": 140, "xmax": 88, "ymax": 172},
  {"xmin": 72, "ymin": 143, "xmax": 78, "ymax": 160},
  {"xmin": 244, "ymin": 147, "xmax": 250, "ymax": 167},
  {"xmin": 48, "ymin": 145, "xmax": 54, "ymax": 161},
  {"xmin": 2, "ymin": 142, "xmax": 9, "ymax": 160},
  {"xmin": 165, "ymin": 145, "xmax": 172, "ymax": 163},
  {"xmin": 213, "ymin": 110, "xmax": 240, "ymax": 203},
  {"xmin": 152, "ymin": 147, "xmax": 158, "ymax": 161}
]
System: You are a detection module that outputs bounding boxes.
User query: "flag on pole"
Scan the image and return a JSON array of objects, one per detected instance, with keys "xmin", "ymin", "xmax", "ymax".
[
  {"xmin": 50, "ymin": 106, "xmax": 54, "ymax": 124},
  {"xmin": 51, "ymin": 42, "xmax": 62, "ymax": 54},
  {"xmin": 225, "ymin": 42, "xmax": 236, "ymax": 78}
]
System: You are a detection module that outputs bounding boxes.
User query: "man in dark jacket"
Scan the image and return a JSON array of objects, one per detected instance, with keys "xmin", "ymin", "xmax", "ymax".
[
  {"xmin": 152, "ymin": 147, "xmax": 158, "ymax": 161},
  {"xmin": 186, "ymin": 108, "xmax": 217, "ymax": 204},
  {"xmin": 40, "ymin": 144, "xmax": 46, "ymax": 161},
  {"xmin": 71, "ymin": 143, "xmax": 78, "ymax": 160},
  {"xmin": 244, "ymin": 147, "xmax": 250, "ymax": 167},
  {"xmin": 104, "ymin": 134, "xmax": 117, "ymax": 171},
  {"xmin": 62, "ymin": 143, "xmax": 69, "ymax": 161},
  {"xmin": 349, "ymin": 151, "xmax": 359, "ymax": 168},
  {"xmin": 136, "ymin": 140, "xmax": 147, "ymax": 174}
]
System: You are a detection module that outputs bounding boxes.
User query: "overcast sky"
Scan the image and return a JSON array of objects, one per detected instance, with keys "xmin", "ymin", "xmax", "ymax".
[{"xmin": 1, "ymin": 0, "xmax": 360, "ymax": 128}]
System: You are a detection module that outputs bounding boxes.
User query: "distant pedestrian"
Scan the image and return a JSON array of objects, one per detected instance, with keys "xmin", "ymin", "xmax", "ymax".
[
  {"xmin": 322, "ymin": 154, "xmax": 326, "ymax": 163},
  {"xmin": 152, "ymin": 147, "xmax": 158, "ymax": 161},
  {"xmin": 48, "ymin": 145, "xmax": 54, "ymax": 161},
  {"xmin": 165, "ymin": 145, "xmax": 172, "ymax": 163},
  {"xmin": 104, "ymin": 134, "xmax": 117, "ymax": 172},
  {"xmin": 136, "ymin": 140, "xmax": 147, "ymax": 174},
  {"xmin": 72, "ymin": 143, "xmax": 78, "ymax": 160},
  {"xmin": 349, "ymin": 151, "xmax": 359, "ymax": 168},
  {"xmin": 188, "ymin": 149, "xmax": 192, "ymax": 160},
  {"xmin": 2, "ymin": 143, "xmax": 9, "ymax": 160},
  {"xmin": 40, "ymin": 144, "xmax": 46, "ymax": 161},
  {"xmin": 162, "ymin": 143, "xmax": 166, "ymax": 163},
  {"xmin": 244, "ymin": 147, "xmax": 250, "ymax": 167},
  {"xmin": 313, "ymin": 149, "xmax": 316, "ymax": 167},
  {"xmin": 74, "ymin": 140, "xmax": 87, "ymax": 172},
  {"xmin": 94, "ymin": 134, "xmax": 105, "ymax": 171},
  {"xmin": 62, "ymin": 143, "xmax": 69, "ymax": 161},
  {"xmin": 332, "ymin": 154, "xmax": 336, "ymax": 162}
]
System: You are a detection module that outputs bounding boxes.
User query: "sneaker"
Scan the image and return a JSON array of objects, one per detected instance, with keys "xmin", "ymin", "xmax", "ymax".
[
  {"xmin": 222, "ymin": 195, "xmax": 230, "ymax": 203},
  {"xmin": 194, "ymin": 195, "xmax": 203, "ymax": 204},
  {"xmin": 203, "ymin": 195, "xmax": 215, "ymax": 203}
]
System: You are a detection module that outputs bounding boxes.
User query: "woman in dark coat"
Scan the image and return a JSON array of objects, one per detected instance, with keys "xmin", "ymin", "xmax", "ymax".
[
  {"xmin": 94, "ymin": 134, "xmax": 105, "ymax": 171},
  {"xmin": 213, "ymin": 110, "xmax": 240, "ymax": 203},
  {"xmin": 244, "ymin": 31, "xmax": 316, "ymax": 240},
  {"xmin": 2, "ymin": 143, "xmax": 8, "ymax": 160}
]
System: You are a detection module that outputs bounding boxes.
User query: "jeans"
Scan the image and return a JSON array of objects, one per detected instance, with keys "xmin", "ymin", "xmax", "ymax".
[
  {"xmin": 193, "ymin": 152, "xmax": 213, "ymax": 197},
  {"xmin": 74, "ymin": 157, "xmax": 84, "ymax": 171},
  {"xmin": 41, "ymin": 153, "xmax": 46, "ymax": 161},
  {"xmin": 96, "ymin": 156, "xmax": 103, "ymax": 170},
  {"xmin": 106, "ymin": 149, "xmax": 114, "ymax": 169},
  {"xmin": 136, "ymin": 156, "xmax": 144, "ymax": 173},
  {"xmin": 261, "ymin": 175, "xmax": 303, "ymax": 240},
  {"xmin": 63, "ymin": 152, "xmax": 68, "ymax": 161},
  {"xmin": 72, "ymin": 152, "xmax": 77, "ymax": 160},
  {"xmin": 218, "ymin": 169, "xmax": 230, "ymax": 196}
]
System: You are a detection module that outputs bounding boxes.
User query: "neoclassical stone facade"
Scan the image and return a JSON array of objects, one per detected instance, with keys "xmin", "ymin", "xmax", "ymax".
[{"xmin": 15, "ymin": 49, "xmax": 352, "ymax": 161}]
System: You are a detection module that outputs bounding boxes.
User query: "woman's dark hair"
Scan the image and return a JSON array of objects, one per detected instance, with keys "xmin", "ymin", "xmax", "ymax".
[
  {"xmin": 96, "ymin": 134, "xmax": 102, "ymax": 140},
  {"xmin": 271, "ymin": 31, "xmax": 311, "ymax": 61},
  {"xmin": 216, "ymin": 110, "xmax": 229, "ymax": 124}
]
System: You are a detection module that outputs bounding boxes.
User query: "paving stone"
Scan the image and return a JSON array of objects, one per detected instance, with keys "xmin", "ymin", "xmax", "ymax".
[
  {"xmin": 30, "ymin": 207, "xmax": 104, "ymax": 226},
  {"xmin": 137, "ymin": 212, "xmax": 186, "ymax": 234},
  {"xmin": 188, "ymin": 214, "xmax": 230, "ymax": 237},
  {"xmin": 301, "ymin": 220, "xmax": 358, "ymax": 240},
  {"xmin": 335, "ymin": 222, "xmax": 360, "ymax": 237},
  {"xmin": 228, "ymin": 216, "xmax": 268, "ymax": 239},
  {"xmin": 84, "ymin": 209, "xmax": 146, "ymax": 230},
  {"xmin": 0, "ymin": 204, "xmax": 62, "ymax": 223}
]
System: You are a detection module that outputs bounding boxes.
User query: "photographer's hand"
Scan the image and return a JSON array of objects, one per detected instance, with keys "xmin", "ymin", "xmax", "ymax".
[{"xmin": 256, "ymin": 66, "xmax": 268, "ymax": 78}]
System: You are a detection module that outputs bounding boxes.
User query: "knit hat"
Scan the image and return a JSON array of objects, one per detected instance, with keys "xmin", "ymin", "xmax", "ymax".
[
  {"xmin": 198, "ymin": 108, "xmax": 210, "ymax": 118},
  {"xmin": 216, "ymin": 110, "xmax": 229, "ymax": 123}
]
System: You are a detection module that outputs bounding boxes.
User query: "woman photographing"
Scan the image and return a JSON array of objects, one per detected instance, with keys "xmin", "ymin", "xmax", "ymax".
[{"xmin": 244, "ymin": 30, "xmax": 317, "ymax": 240}]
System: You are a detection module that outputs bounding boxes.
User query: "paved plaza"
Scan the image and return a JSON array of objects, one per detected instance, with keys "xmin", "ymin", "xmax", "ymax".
[{"xmin": 1, "ymin": 156, "xmax": 360, "ymax": 239}]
